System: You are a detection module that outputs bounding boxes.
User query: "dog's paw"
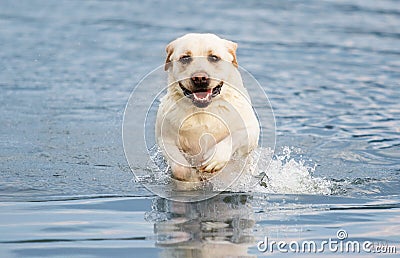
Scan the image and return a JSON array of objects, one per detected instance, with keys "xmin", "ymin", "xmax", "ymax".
[
  {"xmin": 199, "ymin": 144, "xmax": 231, "ymax": 173},
  {"xmin": 171, "ymin": 162, "xmax": 200, "ymax": 182}
]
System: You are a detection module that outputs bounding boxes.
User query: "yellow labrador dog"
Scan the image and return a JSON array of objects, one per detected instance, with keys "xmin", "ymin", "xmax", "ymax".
[{"xmin": 156, "ymin": 33, "xmax": 259, "ymax": 184}]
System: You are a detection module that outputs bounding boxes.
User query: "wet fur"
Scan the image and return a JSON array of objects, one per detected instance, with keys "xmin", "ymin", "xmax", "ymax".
[{"xmin": 156, "ymin": 33, "xmax": 260, "ymax": 185}]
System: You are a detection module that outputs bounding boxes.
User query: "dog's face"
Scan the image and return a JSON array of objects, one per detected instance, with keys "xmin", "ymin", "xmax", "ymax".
[{"xmin": 164, "ymin": 33, "xmax": 238, "ymax": 108}]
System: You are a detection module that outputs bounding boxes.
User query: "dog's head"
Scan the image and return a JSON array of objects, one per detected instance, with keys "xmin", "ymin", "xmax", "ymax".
[{"xmin": 164, "ymin": 33, "xmax": 238, "ymax": 108}]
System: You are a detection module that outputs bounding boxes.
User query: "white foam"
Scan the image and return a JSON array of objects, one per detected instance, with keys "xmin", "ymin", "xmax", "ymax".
[
  {"xmin": 143, "ymin": 145, "xmax": 332, "ymax": 195},
  {"xmin": 227, "ymin": 146, "xmax": 332, "ymax": 195}
]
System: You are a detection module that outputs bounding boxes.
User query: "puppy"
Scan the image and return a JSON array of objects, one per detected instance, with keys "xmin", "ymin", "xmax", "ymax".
[{"xmin": 156, "ymin": 33, "xmax": 259, "ymax": 184}]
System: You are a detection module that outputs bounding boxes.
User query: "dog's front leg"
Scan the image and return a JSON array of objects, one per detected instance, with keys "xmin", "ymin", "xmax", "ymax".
[
  {"xmin": 199, "ymin": 135, "xmax": 233, "ymax": 173},
  {"xmin": 199, "ymin": 126, "xmax": 258, "ymax": 173},
  {"xmin": 160, "ymin": 140, "xmax": 200, "ymax": 182}
]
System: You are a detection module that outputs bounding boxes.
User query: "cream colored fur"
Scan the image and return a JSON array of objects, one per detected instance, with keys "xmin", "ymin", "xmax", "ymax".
[{"xmin": 156, "ymin": 33, "xmax": 260, "ymax": 184}]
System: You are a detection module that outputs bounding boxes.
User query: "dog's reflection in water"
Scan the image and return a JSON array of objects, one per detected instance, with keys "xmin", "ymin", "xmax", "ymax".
[{"xmin": 146, "ymin": 194, "xmax": 256, "ymax": 258}]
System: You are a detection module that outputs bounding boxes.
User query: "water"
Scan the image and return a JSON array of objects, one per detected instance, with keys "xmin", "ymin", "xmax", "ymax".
[{"xmin": 1, "ymin": 0, "xmax": 399, "ymax": 257}]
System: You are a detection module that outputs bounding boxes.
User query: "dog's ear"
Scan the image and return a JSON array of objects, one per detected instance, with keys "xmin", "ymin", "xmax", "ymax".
[
  {"xmin": 164, "ymin": 41, "xmax": 175, "ymax": 71},
  {"xmin": 223, "ymin": 39, "xmax": 238, "ymax": 68}
]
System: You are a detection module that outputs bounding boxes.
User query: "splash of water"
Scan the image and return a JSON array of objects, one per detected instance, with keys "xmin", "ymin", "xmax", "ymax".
[
  {"xmin": 237, "ymin": 146, "xmax": 331, "ymax": 195},
  {"xmin": 142, "ymin": 145, "xmax": 331, "ymax": 195}
]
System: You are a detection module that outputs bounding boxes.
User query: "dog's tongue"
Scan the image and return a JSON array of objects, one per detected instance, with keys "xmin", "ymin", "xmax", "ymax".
[{"xmin": 193, "ymin": 89, "xmax": 212, "ymax": 100}]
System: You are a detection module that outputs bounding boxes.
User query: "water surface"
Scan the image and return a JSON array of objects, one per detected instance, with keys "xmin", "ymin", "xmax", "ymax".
[{"xmin": 0, "ymin": 0, "xmax": 399, "ymax": 257}]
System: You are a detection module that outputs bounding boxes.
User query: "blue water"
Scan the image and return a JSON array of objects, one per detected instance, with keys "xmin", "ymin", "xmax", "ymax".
[{"xmin": 1, "ymin": 0, "xmax": 399, "ymax": 257}]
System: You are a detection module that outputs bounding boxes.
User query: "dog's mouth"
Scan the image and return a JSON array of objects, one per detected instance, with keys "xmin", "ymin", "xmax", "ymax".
[{"xmin": 179, "ymin": 81, "xmax": 223, "ymax": 108}]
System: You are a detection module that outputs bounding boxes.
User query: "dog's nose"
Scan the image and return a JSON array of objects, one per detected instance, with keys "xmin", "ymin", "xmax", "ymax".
[{"xmin": 191, "ymin": 72, "xmax": 209, "ymax": 87}]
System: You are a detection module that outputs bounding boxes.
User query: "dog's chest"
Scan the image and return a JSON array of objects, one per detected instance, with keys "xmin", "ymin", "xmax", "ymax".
[{"xmin": 177, "ymin": 113, "xmax": 229, "ymax": 156}]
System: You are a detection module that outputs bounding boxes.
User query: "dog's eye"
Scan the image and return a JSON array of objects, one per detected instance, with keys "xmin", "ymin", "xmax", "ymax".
[
  {"xmin": 179, "ymin": 55, "xmax": 192, "ymax": 64},
  {"xmin": 208, "ymin": 55, "xmax": 220, "ymax": 62}
]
